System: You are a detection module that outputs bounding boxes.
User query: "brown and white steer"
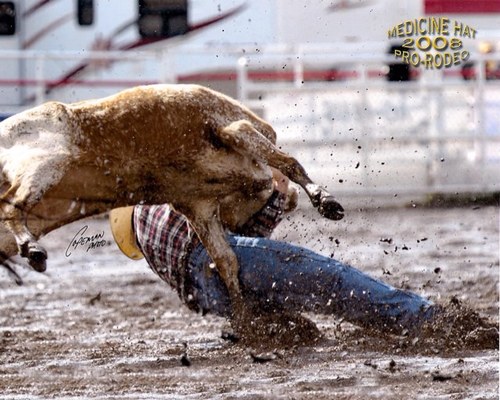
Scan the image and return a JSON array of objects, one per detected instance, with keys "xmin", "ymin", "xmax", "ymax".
[{"xmin": 0, "ymin": 84, "xmax": 343, "ymax": 322}]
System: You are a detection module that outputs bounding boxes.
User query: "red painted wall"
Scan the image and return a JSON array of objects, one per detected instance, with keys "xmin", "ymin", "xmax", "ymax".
[{"xmin": 425, "ymin": 0, "xmax": 500, "ymax": 14}]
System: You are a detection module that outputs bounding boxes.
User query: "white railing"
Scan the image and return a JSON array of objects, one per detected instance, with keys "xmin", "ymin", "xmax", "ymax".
[
  {"xmin": 0, "ymin": 49, "xmax": 169, "ymax": 112},
  {"xmin": 0, "ymin": 45, "xmax": 498, "ymax": 200},
  {"xmin": 233, "ymin": 48, "xmax": 500, "ymax": 199}
]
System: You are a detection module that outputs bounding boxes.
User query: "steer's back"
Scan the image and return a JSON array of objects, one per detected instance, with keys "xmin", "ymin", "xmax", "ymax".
[
  {"xmin": 0, "ymin": 84, "xmax": 276, "ymax": 217},
  {"xmin": 68, "ymin": 84, "xmax": 276, "ymax": 153},
  {"xmin": 63, "ymin": 84, "xmax": 277, "ymax": 204}
]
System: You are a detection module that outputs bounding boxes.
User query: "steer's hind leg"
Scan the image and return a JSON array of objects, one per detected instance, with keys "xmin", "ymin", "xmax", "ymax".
[
  {"xmin": 217, "ymin": 120, "xmax": 344, "ymax": 221},
  {"xmin": 0, "ymin": 193, "xmax": 48, "ymax": 272},
  {"xmin": 0, "ymin": 155, "xmax": 67, "ymax": 272}
]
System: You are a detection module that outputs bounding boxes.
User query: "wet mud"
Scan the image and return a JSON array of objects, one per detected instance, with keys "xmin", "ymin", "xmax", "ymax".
[{"xmin": 0, "ymin": 206, "xmax": 498, "ymax": 399}]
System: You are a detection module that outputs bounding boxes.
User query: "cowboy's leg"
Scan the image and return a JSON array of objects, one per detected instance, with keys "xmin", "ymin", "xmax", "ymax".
[{"xmin": 186, "ymin": 235, "xmax": 434, "ymax": 334}]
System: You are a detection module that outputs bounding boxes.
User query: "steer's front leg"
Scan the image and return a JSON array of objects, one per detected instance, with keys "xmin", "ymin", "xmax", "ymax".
[
  {"xmin": 185, "ymin": 203, "xmax": 255, "ymax": 332},
  {"xmin": 304, "ymin": 183, "xmax": 345, "ymax": 221},
  {"xmin": 215, "ymin": 120, "xmax": 344, "ymax": 221}
]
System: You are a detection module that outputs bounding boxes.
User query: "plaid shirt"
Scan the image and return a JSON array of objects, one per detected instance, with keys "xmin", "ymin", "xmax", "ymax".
[{"xmin": 133, "ymin": 190, "xmax": 286, "ymax": 295}]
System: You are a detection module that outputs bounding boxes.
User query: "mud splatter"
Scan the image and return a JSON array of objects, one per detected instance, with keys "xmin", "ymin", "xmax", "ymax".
[{"xmin": 0, "ymin": 206, "xmax": 497, "ymax": 399}]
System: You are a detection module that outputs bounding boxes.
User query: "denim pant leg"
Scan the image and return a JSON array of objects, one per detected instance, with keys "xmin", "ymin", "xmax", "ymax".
[{"xmin": 186, "ymin": 235, "xmax": 434, "ymax": 334}]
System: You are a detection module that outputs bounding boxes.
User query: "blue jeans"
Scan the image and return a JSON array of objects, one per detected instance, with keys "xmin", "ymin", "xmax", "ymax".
[{"xmin": 186, "ymin": 235, "xmax": 435, "ymax": 334}]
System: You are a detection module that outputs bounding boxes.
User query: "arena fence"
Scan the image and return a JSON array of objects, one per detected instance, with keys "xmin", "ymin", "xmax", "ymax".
[
  {"xmin": 0, "ymin": 45, "xmax": 498, "ymax": 201},
  {"xmin": 234, "ymin": 46, "xmax": 500, "ymax": 201}
]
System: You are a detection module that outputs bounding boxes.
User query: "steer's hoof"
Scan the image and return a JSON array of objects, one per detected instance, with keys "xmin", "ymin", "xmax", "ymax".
[
  {"xmin": 21, "ymin": 242, "xmax": 47, "ymax": 272},
  {"xmin": 28, "ymin": 249, "xmax": 47, "ymax": 273},
  {"xmin": 318, "ymin": 195, "xmax": 345, "ymax": 221}
]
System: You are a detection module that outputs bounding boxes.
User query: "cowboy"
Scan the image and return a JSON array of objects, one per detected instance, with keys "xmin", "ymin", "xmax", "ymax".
[{"xmin": 110, "ymin": 169, "xmax": 436, "ymax": 338}]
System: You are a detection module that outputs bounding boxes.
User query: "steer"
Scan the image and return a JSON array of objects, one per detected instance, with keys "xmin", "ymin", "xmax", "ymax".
[{"xmin": 0, "ymin": 84, "xmax": 343, "ymax": 327}]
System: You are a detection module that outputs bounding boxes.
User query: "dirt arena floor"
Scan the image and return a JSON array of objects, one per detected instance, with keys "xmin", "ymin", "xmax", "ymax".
[{"xmin": 0, "ymin": 204, "xmax": 498, "ymax": 399}]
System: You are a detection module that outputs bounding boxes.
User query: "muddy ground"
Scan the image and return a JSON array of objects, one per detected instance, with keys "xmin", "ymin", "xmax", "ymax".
[{"xmin": 0, "ymin": 205, "xmax": 498, "ymax": 399}]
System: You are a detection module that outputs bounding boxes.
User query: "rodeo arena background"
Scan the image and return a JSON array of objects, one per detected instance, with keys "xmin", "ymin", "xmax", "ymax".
[{"xmin": 0, "ymin": 0, "xmax": 499, "ymax": 399}]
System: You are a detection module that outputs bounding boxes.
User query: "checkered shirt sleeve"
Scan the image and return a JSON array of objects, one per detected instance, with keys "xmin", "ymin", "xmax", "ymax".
[
  {"xmin": 132, "ymin": 190, "xmax": 286, "ymax": 290},
  {"xmin": 133, "ymin": 204, "xmax": 198, "ymax": 291}
]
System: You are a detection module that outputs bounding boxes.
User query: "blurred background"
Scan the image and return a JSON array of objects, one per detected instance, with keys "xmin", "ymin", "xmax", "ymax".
[{"xmin": 0, "ymin": 0, "xmax": 499, "ymax": 207}]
